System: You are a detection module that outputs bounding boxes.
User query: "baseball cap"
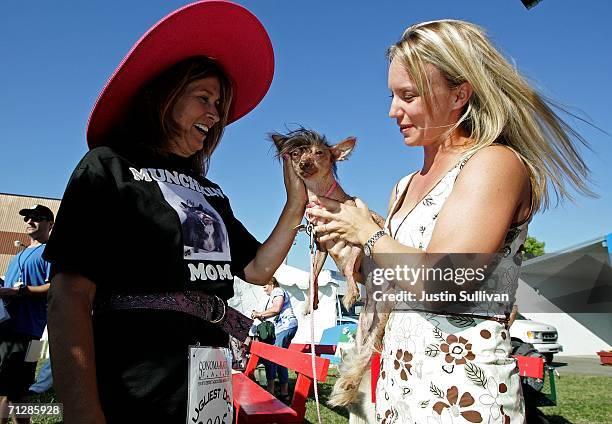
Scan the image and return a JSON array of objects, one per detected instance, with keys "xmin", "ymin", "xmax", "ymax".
[{"xmin": 19, "ymin": 205, "xmax": 54, "ymax": 221}]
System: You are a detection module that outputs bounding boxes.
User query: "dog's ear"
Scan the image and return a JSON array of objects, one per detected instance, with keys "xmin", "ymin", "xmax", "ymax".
[
  {"xmin": 268, "ymin": 132, "xmax": 287, "ymax": 154},
  {"xmin": 330, "ymin": 137, "xmax": 356, "ymax": 162}
]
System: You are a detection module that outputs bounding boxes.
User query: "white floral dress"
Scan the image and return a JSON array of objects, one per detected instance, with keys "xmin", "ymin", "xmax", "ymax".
[{"xmin": 375, "ymin": 155, "xmax": 527, "ymax": 424}]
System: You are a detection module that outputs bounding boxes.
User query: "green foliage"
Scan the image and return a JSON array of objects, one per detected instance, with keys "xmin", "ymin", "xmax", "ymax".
[{"xmin": 523, "ymin": 235, "xmax": 545, "ymax": 260}]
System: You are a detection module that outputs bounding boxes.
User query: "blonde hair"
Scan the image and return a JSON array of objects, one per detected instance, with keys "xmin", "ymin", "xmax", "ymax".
[{"xmin": 387, "ymin": 19, "xmax": 596, "ymax": 212}]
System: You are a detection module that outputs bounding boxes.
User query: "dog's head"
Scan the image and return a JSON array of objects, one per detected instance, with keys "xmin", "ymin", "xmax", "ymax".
[
  {"xmin": 199, "ymin": 213, "xmax": 215, "ymax": 232},
  {"xmin": 196, "ymin": 207, "xmax": 225, "ymax": 250},
  {"xmin": 269, "ymin": 127, "xmax": 356, "ymax": 181},
  {"xmin": 193, "ymin": 207, "xmax": 217, "ymax": 233}
]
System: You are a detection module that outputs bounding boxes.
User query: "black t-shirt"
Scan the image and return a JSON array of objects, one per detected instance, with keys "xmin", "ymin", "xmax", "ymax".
[{"xmin": 44, "ymin": 146, "xmax": 261, "ymax": 422}]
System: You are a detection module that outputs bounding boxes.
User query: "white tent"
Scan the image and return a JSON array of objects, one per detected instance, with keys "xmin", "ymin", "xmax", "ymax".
[
  {"xmin": 515, "ymin": 233, "xmax": 612, "ymax": 355},
  {"xmin": 229, "ymin": 265, "xmax": 343, "ymax": 343}
]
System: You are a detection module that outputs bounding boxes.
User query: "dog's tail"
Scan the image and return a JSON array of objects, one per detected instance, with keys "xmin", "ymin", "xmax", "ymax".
[{"xmin": 327, "ymin": 312, "xmax": 389, "ymax": 407}]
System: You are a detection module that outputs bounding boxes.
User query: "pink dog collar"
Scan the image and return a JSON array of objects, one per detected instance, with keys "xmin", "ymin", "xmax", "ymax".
[{"xmin": 305, "ymin": 180, "xmax": 337, "ymax": 220}]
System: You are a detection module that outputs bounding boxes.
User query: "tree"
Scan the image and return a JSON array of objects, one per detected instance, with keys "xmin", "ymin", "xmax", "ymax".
[{"xmin": 523, "ymin": 235, "xmax": 545, "ymax": 260}]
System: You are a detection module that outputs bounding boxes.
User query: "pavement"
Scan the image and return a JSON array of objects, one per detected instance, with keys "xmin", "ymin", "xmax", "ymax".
[{"xmin": 551, "ymin": 355, "xmax": 612, "ymax": 377}]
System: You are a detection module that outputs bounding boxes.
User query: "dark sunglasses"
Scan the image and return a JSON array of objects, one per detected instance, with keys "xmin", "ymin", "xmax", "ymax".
[{"xmin": 23, "ymin": 215, "xmax": 47, "ymax": 223}]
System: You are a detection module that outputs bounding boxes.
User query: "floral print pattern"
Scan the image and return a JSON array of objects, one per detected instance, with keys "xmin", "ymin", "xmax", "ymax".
[
  {"xmin": 394, "ymin": 349, "xmax": 413, "ymax": 380},
  {"xmin": 479, "ymin": 376, "xmax": 510, "ymax": 423},
  {"xmin": 440, "ymin": 334, "xmax": 476, "ymax": 365},
  {"xmin": 433, "ymin": 386, "xmax": 483, "ymax": 423},
  {"xmin": 376, "ymin": 156, "xmax": 527, "ymax": 423},
  {"xmin": 378, "ymin": 406, "xmax": 398, "ymax": 424}
]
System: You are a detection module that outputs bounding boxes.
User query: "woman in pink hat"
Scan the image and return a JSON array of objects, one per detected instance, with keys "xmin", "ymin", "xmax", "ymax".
[{"xmin": 43, "ymin": 2, "xmax": 305, "ymax": 423}]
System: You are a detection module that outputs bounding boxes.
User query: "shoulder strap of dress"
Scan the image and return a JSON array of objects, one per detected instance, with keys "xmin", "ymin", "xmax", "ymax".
[
  {"xmin": 396, "ymin": 173, "xmax": 414, "ymax": 199},
  {"xmin": 456, "ymin": 150, "xmax": 477, "ymax": 171},
  {"xmin": 385, "ymin": 172, "xmax": 416, "ymax": 234},
  {"xmin": 388, "ymin": 174, "xmax": 413, "ymax": 213}
]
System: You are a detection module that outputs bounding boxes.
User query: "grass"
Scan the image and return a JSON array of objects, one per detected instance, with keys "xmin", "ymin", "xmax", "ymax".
[
  {"xmin": 539, "ymin": 374, "xmax": 612, "ymax": 424},
  {"xmin": 302, "ymin": 371, "xmax": 349, "ymax": 424},
  {"xmin": 22, "ymin": 369, "xmax": 612, "ymax": 423},
  {"xmin": 28, "ymin": 391, "xmax": 60, "ymax": 424},
  {"xmin": 301, "ymin": 370, "xmax": 612, "ymax": 424}
]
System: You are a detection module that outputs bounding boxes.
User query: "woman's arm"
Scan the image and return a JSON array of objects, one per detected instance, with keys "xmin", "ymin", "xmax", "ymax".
[
  {"xmin": 243, "ymin": 156, "xmax": 307, "ymax": 284},
  {"xmin": 253, "ymin": 295, "xmax": 283, "ymax": 319},
  {"xmin": 48, "ymin": 272, "xmax": 106, "ymax": 424}
]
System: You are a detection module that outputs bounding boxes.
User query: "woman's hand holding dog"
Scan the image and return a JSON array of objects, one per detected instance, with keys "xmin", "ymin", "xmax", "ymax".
[
  {"xmin": 241, "ymin": 154, "xmax": 307, "ymax": 285},
  {"xmin": 307, "ymin": 196, "xmax": 380, "ymax": 246},
  {"xmin": 282, "ymin": 154, "xmax": 308, "ymax": 210}
]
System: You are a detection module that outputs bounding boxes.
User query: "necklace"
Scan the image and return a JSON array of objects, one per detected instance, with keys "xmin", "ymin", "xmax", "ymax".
[{"xmin": 16, "ymin": 244, "xmax": 44, "ymax": 283}]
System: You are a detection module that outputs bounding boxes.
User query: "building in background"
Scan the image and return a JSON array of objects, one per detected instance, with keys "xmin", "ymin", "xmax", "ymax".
[{"xmin": 0, "ymin": 193, "xmax": 60, "ymax": 275}]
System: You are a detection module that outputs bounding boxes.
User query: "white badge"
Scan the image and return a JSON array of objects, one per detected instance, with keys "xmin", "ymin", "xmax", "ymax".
[
  {"xmin": 24, "ymin": 340, "xmax": 44, "ymax": 362},
  {"xmin": 187, "ymin": 346, "xmax": 233, "ymax": 424}
]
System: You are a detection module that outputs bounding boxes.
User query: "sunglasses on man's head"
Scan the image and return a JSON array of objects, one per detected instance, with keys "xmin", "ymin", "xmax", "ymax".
[{"xmin": 23, "ymin": 215, "xmax": 47, "ymax": 222}]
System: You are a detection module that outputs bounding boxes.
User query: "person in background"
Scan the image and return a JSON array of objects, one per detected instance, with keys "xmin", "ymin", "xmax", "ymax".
[
  {"xmin": 252, "ymin": 277, "xmax": 298, "ymax": 400},
  {"xmin": 0, "ymin": 205, "xmax": 54, "ymax": 424},
  {"xmin": 29, "ymin": 357, "xmax": 53, "ymax": 395}
]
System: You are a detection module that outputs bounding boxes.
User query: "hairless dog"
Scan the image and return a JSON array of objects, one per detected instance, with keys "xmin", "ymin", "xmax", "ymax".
[{"xmin": 270, "ymin": 128, "xmax": 385, "ymax": 312}]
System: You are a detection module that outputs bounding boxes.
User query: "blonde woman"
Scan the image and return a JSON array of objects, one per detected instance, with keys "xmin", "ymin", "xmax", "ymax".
[{"xmin": 307, "ymin": 20, "xmax": 594, "ymax": 423}]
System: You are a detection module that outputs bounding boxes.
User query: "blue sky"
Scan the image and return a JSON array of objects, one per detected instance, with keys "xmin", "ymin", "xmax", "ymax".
[{"xmin": 1, "ymin": 0, "xmax": 610, "ymax": 271}]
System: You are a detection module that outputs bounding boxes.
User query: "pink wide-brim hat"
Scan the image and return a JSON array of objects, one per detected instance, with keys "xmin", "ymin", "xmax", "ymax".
[{"xmin": 86, "ymin": 0, "xmax": 274, "ymax": 148}]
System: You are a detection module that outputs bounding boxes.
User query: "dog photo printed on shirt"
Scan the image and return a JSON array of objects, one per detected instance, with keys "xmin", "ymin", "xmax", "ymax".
[{"xmin": 157, "ymin": 182, "xmax": 231, "ymax": 261}]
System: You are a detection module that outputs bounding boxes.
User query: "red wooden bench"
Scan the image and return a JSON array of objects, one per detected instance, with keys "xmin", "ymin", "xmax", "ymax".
[
  {"xmin": 513, "ymin": 354, "xmax": 557, "ymax": 406},
  {"xmin": 288, "ymin": 343, "xmax": 337, "ymax": 356},
  {"xmin": 514, "ymin": 355, "xmax": 544, "ymax": 378},
  {"xmin": 233, "ymin": 341, "xmax": 331, "ymax": 423}
]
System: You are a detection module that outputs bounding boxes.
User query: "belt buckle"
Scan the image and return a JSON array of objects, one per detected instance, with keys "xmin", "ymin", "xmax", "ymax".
[{"xmin": 210, "ymin": 295, "xmax": 226, "ymax": 323}]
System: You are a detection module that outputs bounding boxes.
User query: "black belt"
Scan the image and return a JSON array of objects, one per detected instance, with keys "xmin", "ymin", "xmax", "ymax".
[{"xmin": 93, "ymin": 291, "xmax": 253, "ymax": 343}]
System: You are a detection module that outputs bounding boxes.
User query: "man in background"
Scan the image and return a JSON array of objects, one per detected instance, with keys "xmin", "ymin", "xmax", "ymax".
[{"xmin": 0, "ymin": 205, "xmax": 53, "ymax": 424}]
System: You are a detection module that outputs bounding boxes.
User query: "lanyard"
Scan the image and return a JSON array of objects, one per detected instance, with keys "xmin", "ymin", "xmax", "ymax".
[{"xmin": 16, "ymin": 244, "xmax": 43, "ymax": 283}]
